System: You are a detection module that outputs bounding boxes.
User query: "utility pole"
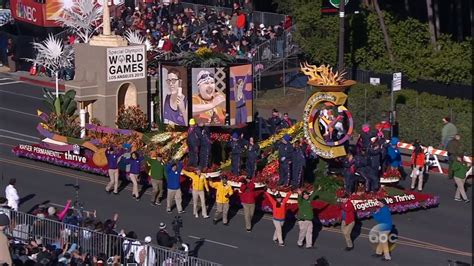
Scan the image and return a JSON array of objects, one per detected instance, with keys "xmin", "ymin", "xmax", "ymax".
[{"xmin": 337, "ymin": 0, "xmax": 345, "ymax": 72}]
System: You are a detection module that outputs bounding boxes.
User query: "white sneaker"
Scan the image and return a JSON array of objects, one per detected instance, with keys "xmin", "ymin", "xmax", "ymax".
[
  {"xmin": 203, "ymin": 215, "xmax": 209, "ymax": 219},
  {"xmin": 195, "ymin": 214, "xmax": 199, "ymax": 218}
]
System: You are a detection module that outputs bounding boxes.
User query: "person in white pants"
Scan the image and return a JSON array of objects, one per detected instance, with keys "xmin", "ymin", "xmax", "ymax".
[{"xmin": 5, "ymin": 178, "xmax": 19, "ymax": 211}]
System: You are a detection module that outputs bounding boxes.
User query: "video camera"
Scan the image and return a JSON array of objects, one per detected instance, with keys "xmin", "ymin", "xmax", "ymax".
[{"xmin": 172, "ymin": 216, "xmax": 183, "ymax": 244}]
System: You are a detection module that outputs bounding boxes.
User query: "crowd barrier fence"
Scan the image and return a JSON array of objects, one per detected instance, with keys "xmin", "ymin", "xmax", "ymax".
[{"xmin": 2, "ymin": 209, "xmax": 222, "ymax": 266}]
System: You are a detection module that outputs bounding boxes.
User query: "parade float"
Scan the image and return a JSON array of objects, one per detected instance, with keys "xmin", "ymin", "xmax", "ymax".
[
  {"xmin": 11, "ymin": 61, "xmax": 439, "ymax": 226},
  {"xmin": 11, "ymin": 3, "xmax": 440, "ymax": 225}
]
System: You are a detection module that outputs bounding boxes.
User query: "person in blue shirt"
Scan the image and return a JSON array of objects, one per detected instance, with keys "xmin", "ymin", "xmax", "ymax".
[
  {"xmin": 165, "ymin": 161, "xmax": 184, "ymax": 214},
  {"xmin": 386, "ymin": 137, "xmax": 401, "ymax": 169},
  {"xmin": 127, "ymin": 152, "xmax": 142, "ymax": 201},
  {"xmin": 105, "ymin": 146, "xmax": 123, "ymax": 195},
  {"xmin": 372, "ymin": 199, "xmax": 393, "ymax": 261}
]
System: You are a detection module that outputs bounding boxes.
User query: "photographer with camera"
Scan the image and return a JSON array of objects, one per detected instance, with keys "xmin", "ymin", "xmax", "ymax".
[{"xmin": 156, "ymin": 222, "xmax": 175, "ymax": 248}]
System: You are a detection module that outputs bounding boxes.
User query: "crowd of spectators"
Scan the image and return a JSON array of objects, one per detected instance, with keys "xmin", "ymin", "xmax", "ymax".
[
  {"xmin": 109, "ymin": 0, "xmax": 293, "ymax": 73},
  {"xmin": 1, "ymin": 197, "xmax": 181, "ymax": 265}
]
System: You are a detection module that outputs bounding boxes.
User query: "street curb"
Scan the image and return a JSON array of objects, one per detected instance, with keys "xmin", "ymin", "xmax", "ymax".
[
  {"xmin": 18, "ymin": 75, "xmax": 66, "ymax": 91},
  {"xmin": 4, "ymin": 71, "xmax": 66, "ymax": 91}
]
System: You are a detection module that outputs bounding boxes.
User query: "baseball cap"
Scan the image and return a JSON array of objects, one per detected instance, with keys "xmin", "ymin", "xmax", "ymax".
[{"xmin": 159, "ymin": 222, "xmax": 166, "ymax": 229}]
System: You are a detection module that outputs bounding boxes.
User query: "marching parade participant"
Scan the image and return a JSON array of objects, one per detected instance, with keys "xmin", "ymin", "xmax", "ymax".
[
  {"xmin": 210, "ymin": 176, "xmax": 234, "ymax": 225},
  {"xmin": 146, "ymin": 152, "xmax": 166, "ymax": 206},
  {"xmin": 240, "ymin": 176, "xmax": 256, "ymax": 232},
  {"xmin": 181, "ymin": 168, "xmax": 210, "ymax": 218},
  {"xmin": 264, "ymin": 190, "xmax": 291, "ymax": 246},
  {"xmin": 105, "ymin": 146, "xmax": 122, "ymax": 195},
  {"xmin": 296, "ymin": 189, "xmax": 317, "ymax": 249}
]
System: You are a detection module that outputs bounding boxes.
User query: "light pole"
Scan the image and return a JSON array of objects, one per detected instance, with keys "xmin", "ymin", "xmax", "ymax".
[
  {"xmin": 337, "ymin": 0, "xmax": 345, "ymax": 72},
  {"xmin": 55, "ymin": 70, "xmax": 59, "ymax": 98}
]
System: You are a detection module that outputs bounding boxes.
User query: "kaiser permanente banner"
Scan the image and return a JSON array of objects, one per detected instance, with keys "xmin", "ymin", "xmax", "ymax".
[{"xmin": 107, "ymin": 46, "xmax": 146, "ymax": 82}]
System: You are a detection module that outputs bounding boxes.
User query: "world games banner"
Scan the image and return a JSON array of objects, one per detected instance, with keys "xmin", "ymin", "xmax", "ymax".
[{"xmin": 107, "ymin": 46, "xmax": 146, "ymax": 82}]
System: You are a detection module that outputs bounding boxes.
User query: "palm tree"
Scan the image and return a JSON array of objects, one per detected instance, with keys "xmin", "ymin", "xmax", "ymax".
[
  {"xmin": 26, "ymin": 34, "xmax": 74, "ymax": 98},
  {"xmin": 373, "ymin": 0, "xmax": 394, "ymax": 64},
  {"xmin": 425, "ymin": 0, "xmax": 437, "ymax": 47},
  {"xmin": 56, "ymin": 0, "xmax": 103, "ymax": 44}
]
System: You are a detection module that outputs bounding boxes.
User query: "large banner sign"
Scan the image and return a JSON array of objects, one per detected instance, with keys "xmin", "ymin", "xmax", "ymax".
[
  {"xmin": 191, "ymin": 68, "xmax": 227, "ymax": 126},
  {"xmin": 13, "ymin": 144, "xmax": 107, "ymax": 175},
  {"xmin": 161, "ymin": 65, "xmax": 189, "ymax": 126},
  {"xmin": 107, "ymin": 46, "xmax": 146, "ymax": 82},
  {"xmin": 10, "ymin": 0, "xmax": 45, "ymax": 26},
  {"xmin": 229, "ymin": 64, "xmax": 253, "ymax": 126}
]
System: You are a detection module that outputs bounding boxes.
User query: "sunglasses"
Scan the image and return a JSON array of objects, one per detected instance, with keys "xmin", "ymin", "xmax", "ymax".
[
  {"xmin": 198, "ymin": 73, "xmax": 214, "ymax": 81},
  {"xmin": 166, "ymin": 78, "xmax": 180, "ymax": 83}
]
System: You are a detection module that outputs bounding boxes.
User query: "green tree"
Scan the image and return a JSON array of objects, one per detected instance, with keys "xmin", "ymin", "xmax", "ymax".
[{"xmin": 276, "ymin": 0, "xmax": 339, "ymax": 65}]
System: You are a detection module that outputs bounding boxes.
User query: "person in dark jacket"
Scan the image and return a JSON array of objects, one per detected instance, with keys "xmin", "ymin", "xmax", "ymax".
[
  {"xmin": 228, "ymin": 133, "xmax": 244, "ymax": 175},
  {"xmin": 245, "ymin": 137, "xmax": 260, "ymax": 178},
  {"xmin": 280, "ymin": 113, "xmax": 293, "ymax": 129},
  {"xmin": 291, "ymin": 140, "xmax": 306, "ymax": 188},
  {"xmin": 368, "ymin": 137, "xmax": 382, "ymax": 174},
  {"xmin": 367, "ymin": 137, "xmax": 382, "ymax": 191},
  {"xmin": 268, "ymin": 109, "xmax": 282, "ymax": 134},
  {"xmin": 355, "ymin": 149, "xmax": 375, "ymax": 193},
  {"xmin": 156, "ymin": 222, "xmax": 175, "ymax": 248},
  {"xmin": 199, "ymin": 124, "xmax": 212, "ymax": 170},
  {"xmin": 127, "ymin": 152, "xmax": 142, "ymax": 200},
  {"xmin": 187, "ymin": 118, "xmax": 200, "ymax": 167},
  {"xmin": 356, "ymin": 124, "xmax": 373, "ymax": 154},
  {"xmin": 342, "ymin": 152, "xmax": 357, "ymax": 194},
  {"xmin": 276, "ymin": 134, "xmax": 293, "ymax": 186}
]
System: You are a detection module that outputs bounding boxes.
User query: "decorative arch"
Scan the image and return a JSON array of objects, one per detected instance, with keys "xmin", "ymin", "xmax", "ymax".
[{"xmin": 117, "ymin": 82, "xmax": 137, "ymax": 112}]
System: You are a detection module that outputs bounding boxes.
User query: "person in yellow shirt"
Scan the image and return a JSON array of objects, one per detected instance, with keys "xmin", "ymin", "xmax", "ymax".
[
  {"xmin": 181, "ymin": 168, "xmax": 210, "ymax": 218},
  {"xmin": 209, "ymin": 176, "xmax": 234, "ymax": 225}
]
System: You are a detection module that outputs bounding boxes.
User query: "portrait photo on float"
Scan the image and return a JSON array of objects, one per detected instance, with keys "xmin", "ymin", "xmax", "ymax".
[
  {"xmin": 161, "ymin": 65, "xmax": 188, "ymax": 126},
  {"xmin": 229, "ymin": 64, "xmax": 253, "ymax": 126},
  {"xmin": 316, "ymin": 104, "xmax": 351, "ymax": 144},
  {"xmin": 191, "ymin": 68, "xmax": 226, "ymax": 126}
]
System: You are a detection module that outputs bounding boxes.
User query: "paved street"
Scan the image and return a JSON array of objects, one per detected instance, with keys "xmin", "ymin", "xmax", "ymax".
[{"xmin": 0, "ymin": 73, "xmax": 472, "ymax": 266}]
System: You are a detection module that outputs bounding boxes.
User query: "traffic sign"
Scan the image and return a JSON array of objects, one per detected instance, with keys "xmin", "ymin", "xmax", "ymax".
[
  {"xmin": 329, "ymin": 0, "xmax": 349, "ymax": 8},
  {"xmin": 392, "ymin": 72, "xmax": 402, "ymax": 91}
]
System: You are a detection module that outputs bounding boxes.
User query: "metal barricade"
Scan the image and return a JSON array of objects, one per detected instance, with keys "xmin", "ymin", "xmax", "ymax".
[
  {"xmin": 180, "ymin": 1, "xmax": 286, "ymax": 26},
  {"xmin": 2, "ymin": 209, "xmax": 222, "ymax": 266}
]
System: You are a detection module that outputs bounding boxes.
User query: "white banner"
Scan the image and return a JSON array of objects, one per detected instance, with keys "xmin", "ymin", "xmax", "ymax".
[{"xmin": 106, "ymin": 45, "xmax": 146, "ymax": 82}]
